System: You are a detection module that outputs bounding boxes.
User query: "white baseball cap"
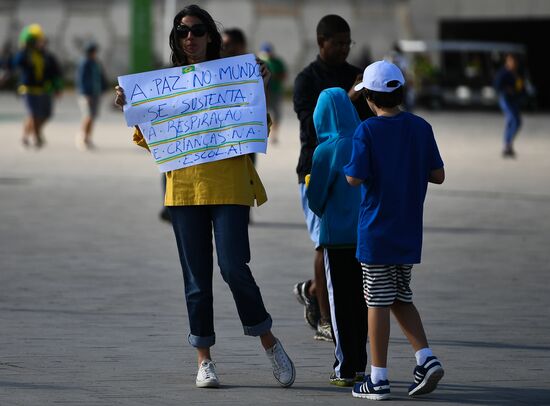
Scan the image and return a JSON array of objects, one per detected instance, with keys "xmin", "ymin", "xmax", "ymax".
[{"xmin": 354, "ymin": 60, "xmax": 405, "ymax": 92}]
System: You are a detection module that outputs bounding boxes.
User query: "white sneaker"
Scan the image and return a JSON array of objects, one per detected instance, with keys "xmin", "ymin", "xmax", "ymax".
[
  {"xmin": 75, "ymin": 134, "xmax": 86, "ymax": 151},
  {"xmin": 195, "ymin": 360, "xmax": 220, "ymax": 388},
  {"xmin": 266, "ymin": 338, "xmax": 295, "ymax": 387}
]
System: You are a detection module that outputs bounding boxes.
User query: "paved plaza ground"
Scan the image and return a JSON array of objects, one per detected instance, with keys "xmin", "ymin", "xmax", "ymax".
[{"xmin": 1, "ymin": 92, "xmax": 549, "ymax": 405}]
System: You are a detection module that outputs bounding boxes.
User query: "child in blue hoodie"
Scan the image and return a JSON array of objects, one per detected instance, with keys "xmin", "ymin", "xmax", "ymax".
[{"xmin": 307, "ymin": 87, "xmax": 368, "ymax": 387}]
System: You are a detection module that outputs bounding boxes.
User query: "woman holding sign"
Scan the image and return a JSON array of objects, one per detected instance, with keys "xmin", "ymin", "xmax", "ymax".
[{"xmin": 114, "ymin": 4, "xmax": 294, "ymax": 389}]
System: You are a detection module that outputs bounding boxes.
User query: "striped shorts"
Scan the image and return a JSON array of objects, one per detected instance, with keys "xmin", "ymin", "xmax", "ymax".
[{"xmin": 361, "ymin": 264, "xmax": 413, "ymax": 308}]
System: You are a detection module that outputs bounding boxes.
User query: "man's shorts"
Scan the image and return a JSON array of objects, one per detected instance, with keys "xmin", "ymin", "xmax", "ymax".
[
  {"xmin": 361, "ymin": 264, "xmax": 413, "ymax": 307},
  {"xmin": 299, "ymin": 183, "xmax": 321, "ymax": 249},
  {"xmin": 23, "ymin": 93, "xmax": 52, "ymax": 119},
  {"xmin": 267, "ymin": 92, "xmax": 282, "ymax": 123},
  {"xmin": 78, "ymin": 95, "xmax": 100, "ymax": 119}
]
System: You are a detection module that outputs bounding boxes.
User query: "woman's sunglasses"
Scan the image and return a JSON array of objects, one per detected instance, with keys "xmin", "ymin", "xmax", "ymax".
[{"xmin": 175, "ymin": 24, "xmax": 207, "ymax": 38}]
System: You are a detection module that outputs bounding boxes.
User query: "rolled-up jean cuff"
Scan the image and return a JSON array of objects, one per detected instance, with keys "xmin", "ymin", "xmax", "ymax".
[
  {"xmin": 242, "ymin": 314, "xmax": 272, "ymax": 336},
  {"xmin": 188, "ymin": 333, "xmax": 215, "ymax": 348}
]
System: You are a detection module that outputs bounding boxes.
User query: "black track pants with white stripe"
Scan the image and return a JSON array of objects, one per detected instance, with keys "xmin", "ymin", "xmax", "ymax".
[{"xmin": 324, "ymin": 247, "xmax": 368, "ymax": 379}]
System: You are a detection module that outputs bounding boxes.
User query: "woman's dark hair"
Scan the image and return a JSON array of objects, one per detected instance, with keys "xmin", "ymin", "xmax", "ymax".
[
  {"xmin": 364, "ymin": 81, "xmax": 404, "ymax": 108},
  {"xmin": 169, "ymin": 4, "xmax": 221, "ymax": 66}
]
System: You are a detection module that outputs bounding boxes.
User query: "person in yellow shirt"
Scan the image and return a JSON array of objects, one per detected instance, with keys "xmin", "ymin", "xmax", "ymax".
[
  {"xmin": 115, "ymin": 4, "xmax": 294, "ymax": 390},
  {"xmin": 13, "ymin": 24, "xmax": 63, "ymax": 148}
]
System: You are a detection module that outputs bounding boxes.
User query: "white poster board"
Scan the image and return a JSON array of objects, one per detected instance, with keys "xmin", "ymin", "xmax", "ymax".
[{"xmin": 118, "ymin": 54, "xmax": 267, "ymax": 172}]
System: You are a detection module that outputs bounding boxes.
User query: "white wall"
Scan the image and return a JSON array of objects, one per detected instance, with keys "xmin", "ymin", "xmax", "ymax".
[{"xmin": 2, "ymin": 0, "xmax": 549, "ymax": 87}]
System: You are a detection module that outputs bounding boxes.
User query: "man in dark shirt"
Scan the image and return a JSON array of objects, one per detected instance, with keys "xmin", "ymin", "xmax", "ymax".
[{"xmin": 292, "ymin": 14, "xmax": 373, "ymax": 342}]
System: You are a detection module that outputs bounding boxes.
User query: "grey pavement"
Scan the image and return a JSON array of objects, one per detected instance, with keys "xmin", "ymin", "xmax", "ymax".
[{"xmin": 1, "ymin": 92, "xmax": 550, "ymax": 405}]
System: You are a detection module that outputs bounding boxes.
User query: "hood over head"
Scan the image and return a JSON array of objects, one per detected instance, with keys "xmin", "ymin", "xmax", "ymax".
[{"xmin": 313, "ymin": 87, "xmax": 361, "ymax": 144}]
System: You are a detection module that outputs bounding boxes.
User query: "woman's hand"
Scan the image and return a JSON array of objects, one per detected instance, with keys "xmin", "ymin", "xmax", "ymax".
[
  {"xmin": 256, "ymin": 58, "xmax": 271, "ymax": 91},
  {"xmin": 114, "ymin": 86, "xmax": 126, "ymax": 110}
]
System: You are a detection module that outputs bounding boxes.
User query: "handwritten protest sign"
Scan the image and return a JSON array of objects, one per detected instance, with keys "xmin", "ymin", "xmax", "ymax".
[{"xmin": 118, "ymin": 54, "xmax": 267, "ymax": 172}]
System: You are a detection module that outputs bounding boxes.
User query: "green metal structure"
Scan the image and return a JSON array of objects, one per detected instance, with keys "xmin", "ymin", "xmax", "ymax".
[{"xmin": 130, "ymin": 0, "xmax": 153, "ymax": 73}]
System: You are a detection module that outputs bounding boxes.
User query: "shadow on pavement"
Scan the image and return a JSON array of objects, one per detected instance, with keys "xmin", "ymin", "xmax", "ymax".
[
  {"xmin": 425, "ymin": 383, "xmax": 550, "ymax": 405},
  {"xmin": 391, "ymin": 337, "xmax": 550, "ymax": 352},
  {"xmin": 432, "ymin": 188, "xmax": 550, "ymax": 203},
  {"xmin": 424, "ymin": 226, "xmax": 528, "ymax": 235},
  {"xmin": 251, "ymin": 221, "xmax": 305, "ymax": 230}
]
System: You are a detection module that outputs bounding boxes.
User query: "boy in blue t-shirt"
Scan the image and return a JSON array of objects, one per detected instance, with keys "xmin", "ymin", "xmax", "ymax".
[{"xmin": 344, "ymin": 60, "xmax": 445, "ymax": 400}]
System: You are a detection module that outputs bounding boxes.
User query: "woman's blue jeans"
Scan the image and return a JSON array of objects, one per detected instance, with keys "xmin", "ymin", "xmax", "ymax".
[
  {"xmin": 168, "ymin": 205, "xmax": 272, "ymax": 348},
  {"xmin": 498, "ymin": 95, "xmax": 521, "ymax": 147}
]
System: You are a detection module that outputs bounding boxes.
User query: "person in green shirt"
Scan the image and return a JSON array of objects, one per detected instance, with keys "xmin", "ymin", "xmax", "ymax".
[{"xmin": 259, "ymin": 42, "xmax": 286, "ymax": 144}]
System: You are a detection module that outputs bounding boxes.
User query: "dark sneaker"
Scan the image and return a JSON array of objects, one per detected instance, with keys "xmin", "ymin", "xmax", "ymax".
[
  {"xmin": 352, "ymin": 375, "xmax": 391, "ymax": 400},
  {"xmin": 293, "ymin": 280, "xmax": 320, "ymax": 329},
  {"xmin": 313, "ymin": 320, "xmax": 333, "ymax": 342},
  {"xmin": 329, "ymin": 372, "xmax": 354, "ymax": 387},
  {"xmin": 34, "ymin": 136, "xmax": 45, "ymax": 149},
  {"xmin": 293, "ymin": 281, "xmax": 308, "ymax": 306},
  {"xmin": 266, "ymin": 338, "xmax": 295, "ymax": 387},
  {"xmin": 408, "ymin": 356, "xmax": 444, "ymax": 396},
  {"xmin": 502, "ymin": 147, "xmax": 516, "ymax": 158}
]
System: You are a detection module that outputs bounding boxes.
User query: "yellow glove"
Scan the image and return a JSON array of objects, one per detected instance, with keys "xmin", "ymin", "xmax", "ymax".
[{"xmin": 305, "ymin": 174, "xmax": 310, "ymax": 188}]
